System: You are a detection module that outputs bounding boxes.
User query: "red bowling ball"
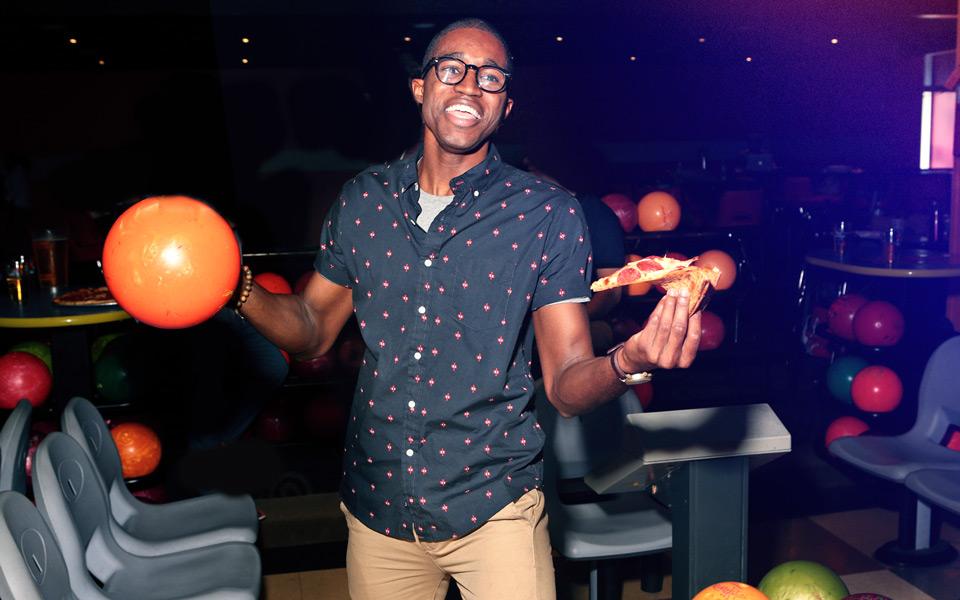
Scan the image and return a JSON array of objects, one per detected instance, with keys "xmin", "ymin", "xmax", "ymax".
[
  {"xmin": 600, "ymin": 193, "xmax": 638, "ymax": 233},
  {"xmin": 827, "ymin": 294, "xmax": 868, "ymax": 341},
  {"xmin": 132, "ymin": 485, "xmax": 169, "ymax": 504},
  {"xmin": 825, "ymin": 416, "xmax": 870, "ymax": 448},
  {"xmin": 304, "ymin": 394, "xmax": 349, "ymax": 438},
  {"xmin": 0, "ymin": 351, "xmax": 52, "ymax": 409},
  {"xmin": 254, "ymin": 272, "xmax": 292, "ymax": 295},
  {"xmin": 24, "ymin": 420, "xmax": 57, "ymax": 482},
  {"xmin": 291, "ymin": 351, "xmax": 338, "ymax": 379},
  {"xmin": 945, "ymin": 429, "xmax": 960, "ymax": 451},
  {"xmin": 294, "ymin": 270, "xmax": 313, "ymax": 294},
  {"xmin": 337, "ymin": 336, "xmax": 366, "ymax": 370},
  {"xmin": 852, "ymin": 300, "xmax": 904, "ymax": 347},
  {"xmin": 698, "ymin": 311, "xmax": 725, "ymax": 351},
  {"xmin": 635, "ymin": 382, "xmax": 654, "ymax": 410},
  {"xmin": 256, "ymin": 403, "xmax": 294, "ymax": 442},
  {"xmin": 851, "ymin": 365, "xmax": 902, "ymax": 413}
]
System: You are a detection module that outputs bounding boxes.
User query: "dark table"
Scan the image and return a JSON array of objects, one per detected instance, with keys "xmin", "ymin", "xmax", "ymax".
[{"xmin": 0, "ymin": 289, "xmax": 130, "ymax": 408}]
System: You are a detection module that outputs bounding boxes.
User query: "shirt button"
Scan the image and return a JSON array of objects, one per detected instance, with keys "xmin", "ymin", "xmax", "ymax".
[
  {"xmin": 424, "ymin": 259, "xmax": 433, "ymax": 267},
  {"xmin": 414, "ymin": 351, "xmax": 422, "ymax": 360},
  {"xmin": 417, "ymin": 306, "xmax": 426, "ymax": 314},
  {"xmin": 405, "ymin": 449, "xmax": 414, "ymax": 457},
  {"xmin": 473, "ymin": 190, "xmax": 480, "ymax": 197},
  {"xmin": 408, "ymin": 400, "xmax": 416, "ymax": 409}
]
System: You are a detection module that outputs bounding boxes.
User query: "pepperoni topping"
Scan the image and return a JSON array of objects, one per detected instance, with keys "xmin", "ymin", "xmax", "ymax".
[
  {"xmin": 615, "ymin": 268, "xmax": 642, "ymax": 284},
  {"xmin": 636, "ymin": 259, "xmax": 662, "ymax": 272}
]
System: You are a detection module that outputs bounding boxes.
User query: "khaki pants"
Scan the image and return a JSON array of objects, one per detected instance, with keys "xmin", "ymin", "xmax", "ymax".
[{"xmin": 341, "ymin": 489, "xmax": 556, "ymax": 600}]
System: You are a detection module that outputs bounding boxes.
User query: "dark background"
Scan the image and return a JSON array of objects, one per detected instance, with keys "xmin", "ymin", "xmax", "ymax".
[{"xmin": 1, "ymin": 0, "xmax": 956, "ymax": 252}]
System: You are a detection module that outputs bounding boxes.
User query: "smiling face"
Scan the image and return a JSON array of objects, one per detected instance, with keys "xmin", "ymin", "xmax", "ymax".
[{"xmin": 411, "ymin": 27, "xmax": 514, "ymax": 158}]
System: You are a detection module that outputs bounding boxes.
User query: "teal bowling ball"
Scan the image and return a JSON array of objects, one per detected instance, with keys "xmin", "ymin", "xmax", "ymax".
[{"xmin": 826, "ymin": 356, "xmax": 869, "ymax": 404}]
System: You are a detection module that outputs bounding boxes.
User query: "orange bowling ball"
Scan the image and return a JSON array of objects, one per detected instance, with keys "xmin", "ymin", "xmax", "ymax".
[
  {"xmin": 695, "ymin": 249, "xmax": 737, "ymax": 290},
  {"xmin": 111, "ymin": 422, "xmax": 162, "ymax": 479},
  {"xmin": 636, "ymin": 191, "xmax": 681, "ymax": 232},
  {"xmin": 694, "ymin": 581, "xmax": 768, "ymax": 599},
  {"xmin": 102, "ymin": 196, "xmax": 241, "ymax": 329}
]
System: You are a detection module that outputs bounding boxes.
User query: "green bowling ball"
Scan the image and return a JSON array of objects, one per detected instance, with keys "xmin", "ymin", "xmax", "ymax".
[
  {"xmin": 94, "ymin": 338, "xmax": 140, "ymax": 404},
  {"xmin": 9, "ymin": 341, "xmax": 52, "ymax": 372},
  {"xmin": 826, "ymin": 356, "xmax": 869, "ymax": 404},
  {"xmin": 91, "ymin": 332, "xmax": 125, "ymax": 363},
  {"xmin": 759, "ymin": 560, "xmax": 849, "ymax": 600}
]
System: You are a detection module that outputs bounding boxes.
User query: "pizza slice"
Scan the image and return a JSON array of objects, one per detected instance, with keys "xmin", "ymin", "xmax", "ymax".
[
  {"xmin": 590, "ymin": 255, "xmax": 720, "ymax": 313},
  {"xmin": 52, "ymin": 286, "xmax": 118, "ymax": 307}
]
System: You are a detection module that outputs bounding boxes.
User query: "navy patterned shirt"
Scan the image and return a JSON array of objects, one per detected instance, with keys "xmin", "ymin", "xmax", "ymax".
[{"xmin": 315, "ymin": 145, "xmax": 593, "ymax": 541}]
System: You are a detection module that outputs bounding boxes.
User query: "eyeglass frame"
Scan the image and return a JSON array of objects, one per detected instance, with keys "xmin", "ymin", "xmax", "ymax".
[{"xmin": 420, "ymin": 56, "xmax": 512, "ymax": 93}]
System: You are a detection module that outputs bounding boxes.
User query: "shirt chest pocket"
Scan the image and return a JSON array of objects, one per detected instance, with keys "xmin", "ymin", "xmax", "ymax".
[{"xmin": 436, "ymin": 257, "xmax": 518, "ymax": 332}]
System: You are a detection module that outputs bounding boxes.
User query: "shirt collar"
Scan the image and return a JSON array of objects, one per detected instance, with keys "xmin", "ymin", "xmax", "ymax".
[{"xmin": 399, "ymin": 143, "xmax": 506, "ymax": 198}]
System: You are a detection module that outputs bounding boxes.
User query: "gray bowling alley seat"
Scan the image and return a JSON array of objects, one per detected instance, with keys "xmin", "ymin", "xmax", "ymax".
[
  {"xmin": 0, "ymin": 490, "xmax": 86, "ymax": 600},
  {"xmin": 829, "ymin": 335, "xmax": 960, "ymax": 564},
  {"xmin": 33, "ymin": 432, "xmax": 261, "ymax": 599},
  {"xmin": 906, "ymin": 469, "xmax": 960, "ymax": 518},
  {"xmin": 61, "ymin": 396, "xmax": 258, "ymax": 555},
  {"xmin": 0, "ymin": 399, "xmax": 32, "ymax": 494},
  {"xmin": 535, "ymin": 383, "xmax": 671, "ymax": 599}
]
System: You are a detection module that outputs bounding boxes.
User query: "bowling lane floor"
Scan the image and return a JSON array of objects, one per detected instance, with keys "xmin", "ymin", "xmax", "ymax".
[{"xmin": 257, "ymin": 505, "xmax": 958, "ymax": 599}]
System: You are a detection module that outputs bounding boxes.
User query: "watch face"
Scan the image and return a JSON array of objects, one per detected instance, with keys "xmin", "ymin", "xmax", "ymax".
[{"xmin": 624, "ymin": 372, "xmax": 653, "ymax": 385}]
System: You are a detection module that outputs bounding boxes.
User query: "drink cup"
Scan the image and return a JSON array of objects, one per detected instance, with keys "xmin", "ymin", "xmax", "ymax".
[{"xmin": 32, "ymin": 230, "xmax": 68, "ymax": 293}]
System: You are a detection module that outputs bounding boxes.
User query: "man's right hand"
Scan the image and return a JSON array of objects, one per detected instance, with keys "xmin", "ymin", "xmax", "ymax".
[{"xmin": 619, "ymin": 288, "xmax": 702, "ymax": 373}]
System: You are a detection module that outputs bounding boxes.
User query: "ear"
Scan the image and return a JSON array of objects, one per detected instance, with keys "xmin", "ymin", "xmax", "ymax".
[
  {"xmin": 503, "ymin": 97, "xmax": 514, "ymax": 120},
  {"xmin": 411, "ymin": 77, "xmax": 425, "ymax": 105}
]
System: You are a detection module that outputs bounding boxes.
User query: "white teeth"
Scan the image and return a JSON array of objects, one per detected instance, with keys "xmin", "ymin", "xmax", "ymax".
[{"xmin": 446, "ymin": 104, "xmax": 480, "ymax": 119}]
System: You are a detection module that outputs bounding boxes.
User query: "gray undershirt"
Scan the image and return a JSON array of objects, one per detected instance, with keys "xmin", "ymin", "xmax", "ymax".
[{"xmin": 417, "ymin": 188, "xmax": 455, "ymax": 231}]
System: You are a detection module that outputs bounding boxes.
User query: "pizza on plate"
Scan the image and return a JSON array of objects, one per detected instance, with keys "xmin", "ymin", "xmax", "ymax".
[
  {"xmin": 52, "ymin": 286, "xmax": 118, "ymax": 307},
  {"xmin": 590, "ymin": 255, "xmax": 720, "ymax": 313}
]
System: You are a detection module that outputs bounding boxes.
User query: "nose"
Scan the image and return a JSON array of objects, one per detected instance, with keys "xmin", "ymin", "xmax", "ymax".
[{"xmin": 453, "ymin": 65, "xmax": 482, "ymax": 95}]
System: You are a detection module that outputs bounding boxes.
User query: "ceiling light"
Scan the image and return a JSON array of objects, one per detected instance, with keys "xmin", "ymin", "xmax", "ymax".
[
  {"xmin": 745, "ymin": 56, "xmax": 753, "ymax": 62},
  {"xmin": 68, "ymin": 38, "xmax": 78, "ymax": 45},
  {"xmin": 241, "ymin": 37, "xmax": 250, "ymax": 44},
  {"xmin": 403, "ymin": 36, "xmax": 412, "ymax": 43},
  {"xmin": 555, "ymin": 36, "xmax": 564, "ymax": 42},
  {"xmin": 241, "ymin": 57, "xmax": 249, "ymax": 65}
]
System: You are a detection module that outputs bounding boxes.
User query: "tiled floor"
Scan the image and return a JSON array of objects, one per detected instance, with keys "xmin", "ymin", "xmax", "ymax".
[{"xmin": 259, "ymin": 506, "xmax": 955, "ymax": 599}]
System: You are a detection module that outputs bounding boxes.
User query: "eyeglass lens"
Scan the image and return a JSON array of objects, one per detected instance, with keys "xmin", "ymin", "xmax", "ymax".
[{"xmin": 434, "ymin": 58, "xmax": 507, "ymax": 92}]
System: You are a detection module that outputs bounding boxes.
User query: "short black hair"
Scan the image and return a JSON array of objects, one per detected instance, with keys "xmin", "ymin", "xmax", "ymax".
[{"xmin": 420, "ymin": 18, "xmax": 514, "ymax": 74}]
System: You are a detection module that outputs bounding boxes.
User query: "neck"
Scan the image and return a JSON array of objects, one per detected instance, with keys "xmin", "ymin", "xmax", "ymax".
[{"xmin": 417, "ymin": 135, "xmax": 489, "ymax": 195}]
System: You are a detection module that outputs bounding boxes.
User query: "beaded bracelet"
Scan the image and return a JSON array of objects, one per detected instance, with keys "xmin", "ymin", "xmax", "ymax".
[{"xmin": 234, "ymin": 265, "xmax": 254, "ymax": 315}]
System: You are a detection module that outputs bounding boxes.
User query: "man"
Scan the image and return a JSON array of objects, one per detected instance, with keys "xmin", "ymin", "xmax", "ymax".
[{"xmin": 237, "ymin": 18, "xmax": 700, "ymax": 600}]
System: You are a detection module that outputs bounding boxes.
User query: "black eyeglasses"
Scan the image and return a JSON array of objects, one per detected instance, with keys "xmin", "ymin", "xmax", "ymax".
[{"xmin": 421, "ymin": 56, "xmax": 511, "ymax": 93}]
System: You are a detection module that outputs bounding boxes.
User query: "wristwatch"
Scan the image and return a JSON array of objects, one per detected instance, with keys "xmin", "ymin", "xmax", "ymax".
[{"xmin": 607, "ymin": 343, "xmax": 653, "ymax": 385}]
